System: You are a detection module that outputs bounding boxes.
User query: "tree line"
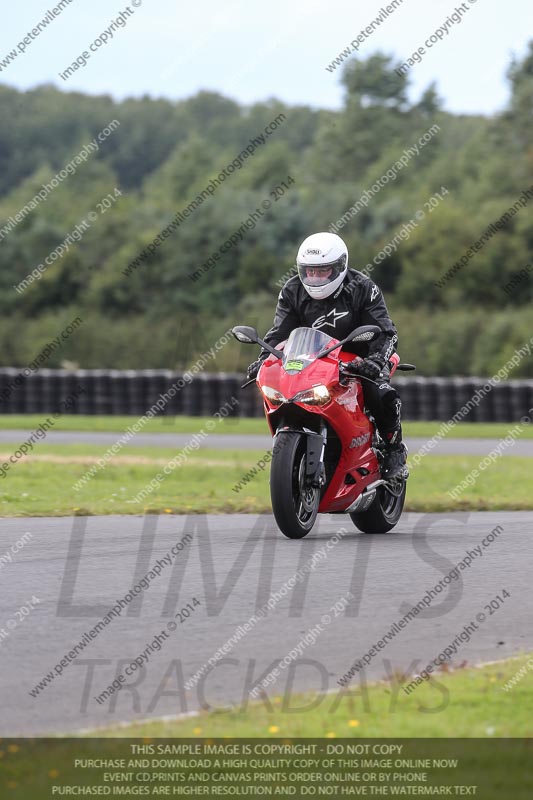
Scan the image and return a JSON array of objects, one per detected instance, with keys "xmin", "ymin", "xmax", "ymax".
[{"xmin": 0, "ymin": 45, "xmax": 532, "ymax": 376}]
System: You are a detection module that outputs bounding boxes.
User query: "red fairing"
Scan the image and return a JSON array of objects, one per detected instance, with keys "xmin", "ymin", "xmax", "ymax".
[{"xmin": 256, "ymin": 339, "xmax": 397, "ymax": 514}]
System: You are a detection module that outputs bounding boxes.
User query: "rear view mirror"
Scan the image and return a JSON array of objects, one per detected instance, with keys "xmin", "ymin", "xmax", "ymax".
[
  {"xmin": 232, "ymin": 326, "xmax": 259, "ymax": 344},
  {"xmin": 350, "ymin": 325, "xmax": 382, "ymax": 343}
]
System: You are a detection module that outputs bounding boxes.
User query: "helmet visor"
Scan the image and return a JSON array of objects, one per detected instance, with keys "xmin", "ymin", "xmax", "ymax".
[{"xmin": 298, "ymin": 255, "xmax": 346, "ymax": 288}]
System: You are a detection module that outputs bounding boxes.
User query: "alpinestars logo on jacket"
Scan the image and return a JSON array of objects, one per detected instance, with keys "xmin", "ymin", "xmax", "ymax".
[{"xmin": 312, "ymin": 307, "xmax": 350, "ymax": 330}]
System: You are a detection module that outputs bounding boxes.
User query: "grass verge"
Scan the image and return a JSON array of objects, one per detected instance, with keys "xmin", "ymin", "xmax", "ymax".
[
  {"xmin": 0, "ymin": 448, "xmax": 532, "ymax": 516},
  {"xmin": 93, "ymin": 653, "xmax": 533, "ymax": 738},
  {"xmin": 0, "ymin": 415, "xmax": 532, "ymax": 438}
]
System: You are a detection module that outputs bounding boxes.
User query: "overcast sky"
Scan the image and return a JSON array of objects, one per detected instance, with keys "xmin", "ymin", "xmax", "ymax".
[{"xmin": 1, "ymin": 0, "xmax": 531, "ymax": 115}]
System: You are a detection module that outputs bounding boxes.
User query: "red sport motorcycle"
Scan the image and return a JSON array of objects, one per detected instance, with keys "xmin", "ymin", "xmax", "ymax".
[{"xmin": 232, "ymin": 324, "xmax": 414, "ymax": 539}]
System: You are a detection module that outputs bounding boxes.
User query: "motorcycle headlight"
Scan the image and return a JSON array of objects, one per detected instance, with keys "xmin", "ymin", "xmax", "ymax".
[
  {"xmin": 261, "ymin": 386, "xmax": 287, "ymax": 406},
  {"xmin": 292, "ymin": 385, "xmax": 331, "ymax": 406}
]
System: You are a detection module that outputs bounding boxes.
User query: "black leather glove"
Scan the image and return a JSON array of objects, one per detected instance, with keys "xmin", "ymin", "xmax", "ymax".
[
  {"xmin": 246, "ymin": 357, "xmax": 266, "ymax": 380},
  {"xmin": 344, "ymin": 356, "xmax": 384, "ymax": 381}
]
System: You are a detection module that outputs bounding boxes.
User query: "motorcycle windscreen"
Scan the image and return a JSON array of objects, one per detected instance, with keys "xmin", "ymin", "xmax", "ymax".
[{"xmin": 282, "ymin": 327, "xmax": 335, "ymax": 373}]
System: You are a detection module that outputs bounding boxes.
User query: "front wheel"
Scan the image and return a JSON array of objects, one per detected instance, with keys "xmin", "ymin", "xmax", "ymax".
[
  {"xmin": 350, "ymin": 477, "xmax": 406, "ymax": 534},
  {"xmin": 270, "ymin": 431, "xmax": 320, "ymax": 539}
]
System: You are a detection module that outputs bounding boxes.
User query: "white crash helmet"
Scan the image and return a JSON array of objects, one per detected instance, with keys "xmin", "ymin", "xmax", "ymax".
[{"xmin": 296, "ymin": 232, "xmax": 348, "ymax": 300}]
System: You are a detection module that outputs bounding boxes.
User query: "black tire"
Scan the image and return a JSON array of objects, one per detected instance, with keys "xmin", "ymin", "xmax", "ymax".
[
  {"xmin": 270, "ymin": 431, "xmax": 320, "ymax": 539},
  {"xmin": 350, "ymin": 478, "xmax": 406, "ymax": 534}
]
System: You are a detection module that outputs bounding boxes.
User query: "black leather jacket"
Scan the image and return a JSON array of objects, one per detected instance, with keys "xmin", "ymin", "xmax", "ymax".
[{"xmin": 261, "ymin": 269, "xmax": 398, "ymax": 363}]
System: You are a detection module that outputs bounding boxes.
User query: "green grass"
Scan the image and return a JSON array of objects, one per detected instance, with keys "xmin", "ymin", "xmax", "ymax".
[
  {"xmin": 0, "ymin": 446, "xmax": 532, "ymax": 516},
  {"xmin": 0, "ymin": 414, "xmax": 532, "ymax": 438},
  {"xmin": 94, "ymin": 653, "xmax": 533, "ymax": 738},
  {"xmin": 0, "ymin": 414, "xmax": 264, "ymax": 434}
]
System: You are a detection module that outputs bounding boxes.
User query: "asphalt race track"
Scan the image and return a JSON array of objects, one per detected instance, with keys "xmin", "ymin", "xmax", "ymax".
[
  {"xmin": 0, "ymin": 430, "xmax": 532, "ymax": 455},
  {"xmin": 0, "ymin": 511, "xmax": 530, "ymax": 735}
]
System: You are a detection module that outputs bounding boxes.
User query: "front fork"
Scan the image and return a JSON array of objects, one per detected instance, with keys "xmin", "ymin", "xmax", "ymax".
[
  {"xmin": 304, "ymin": 420, "xmax": 327, "ymax": 489},
  {"xmin": 273, "ymin": 420, "xmax": 327, "ymax": 489}
]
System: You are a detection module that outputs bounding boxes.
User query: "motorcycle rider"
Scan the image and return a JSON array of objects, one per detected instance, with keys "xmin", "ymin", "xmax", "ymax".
[{"xmin": 246, "ymin": 232, "xmax": 408, "ymax": 479}]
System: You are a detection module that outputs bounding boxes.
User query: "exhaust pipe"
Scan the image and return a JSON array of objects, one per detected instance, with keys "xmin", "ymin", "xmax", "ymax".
[{"xmin": 344, "ymin": 479, "xmax": 386, "ymax": 513}]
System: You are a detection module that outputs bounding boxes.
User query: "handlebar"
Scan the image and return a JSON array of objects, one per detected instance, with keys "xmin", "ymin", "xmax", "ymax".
[
  {"xmin": 241, "ymin": 358, "xmax": 416, "ymax": 389},
  {"xmin": 338, "ymin": 363, "xmax": 384, "ymax": 388}
]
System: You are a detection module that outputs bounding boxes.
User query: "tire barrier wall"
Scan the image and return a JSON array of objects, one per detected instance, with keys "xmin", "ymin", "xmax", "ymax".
[{"xmin": 0, "ymin": 369, "xmax": 532, "ymax": 422}]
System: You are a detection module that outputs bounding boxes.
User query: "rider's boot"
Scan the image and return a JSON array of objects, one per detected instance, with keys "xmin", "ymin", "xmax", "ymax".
[{"xmin": 380, "ymin": 425, "xmax": 408, "ymax": 479}]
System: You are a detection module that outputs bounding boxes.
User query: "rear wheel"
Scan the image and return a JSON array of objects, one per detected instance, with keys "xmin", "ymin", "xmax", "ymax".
[
  {"xmin": 270, "ymin": 431, "xmax": 320, "ymax": 539},
  {"xmin": 350, "ymin": 476, "xmax": 406, "ymax": 534}
]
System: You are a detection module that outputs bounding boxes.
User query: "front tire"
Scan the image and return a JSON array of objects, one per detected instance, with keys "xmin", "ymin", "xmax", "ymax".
[
  {"xmin": 350, "ymin": 477, "xmax": 406, "ymax": 534},
  {"xmin": 270, "ymin": 431, "xmax": 320, "ymax": 539}
]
